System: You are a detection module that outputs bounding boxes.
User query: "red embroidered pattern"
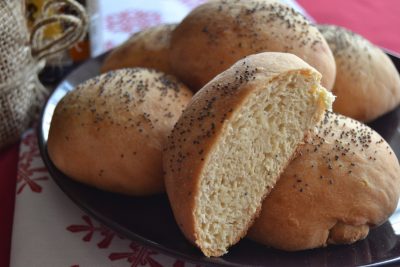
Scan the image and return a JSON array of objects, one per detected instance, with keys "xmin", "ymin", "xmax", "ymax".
[
  {"xmin": 106, "ymin": 10, "xmax": 161, "ymax": 33},
  {"xmin": 67, "ymin": 215, "xmax": 124, "ymax": 248},
  {"xmin": 20, "ymin": 131, "xmax": 40, "ymax": 163},
  {"xmin": 17, "ymin": 131, "xmax": 48, "ymax": 194},
  {"xmin": 109, "ymin": 242, "xmax": 162, "ymax": 267}
]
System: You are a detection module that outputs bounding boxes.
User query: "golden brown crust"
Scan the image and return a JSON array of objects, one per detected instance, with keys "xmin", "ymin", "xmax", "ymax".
[
  {"xmin": 318, "ymin": 25, "xmax": 400, "ymax": 122},
  {"xmin": 48, "ymin": 68, "xmax": 192, "ymax": 195},
  {"xmin": 248, "ymin": 112, "xmax": 400, "ymax": 251},
  {"xmin": 101, "ymin": 24, "xmax": 176, "ymax": 74},
  {"xmin": 163, "ymin": 52, "xmax": 327, "ymax": 255},
  {"xmin": 170, "ymin": 0, "xmax": 336, "ymax": 91}
]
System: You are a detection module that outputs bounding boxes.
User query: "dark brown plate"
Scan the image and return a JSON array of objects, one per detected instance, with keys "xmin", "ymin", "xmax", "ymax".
[{"xmin": 38, "ymin": 53, "xmax": 400, "ymax": 267}]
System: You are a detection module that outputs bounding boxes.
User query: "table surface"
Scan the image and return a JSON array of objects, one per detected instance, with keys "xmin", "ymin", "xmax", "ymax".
[{"xmin": 1, "ymin": 1, "xmax": 400, "ymax": 266}]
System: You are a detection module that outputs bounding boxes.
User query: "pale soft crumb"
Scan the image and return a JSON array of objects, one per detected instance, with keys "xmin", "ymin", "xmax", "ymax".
[{"xmin": 194, "ymin": 71, "xmax": 329, "ymax": 256}]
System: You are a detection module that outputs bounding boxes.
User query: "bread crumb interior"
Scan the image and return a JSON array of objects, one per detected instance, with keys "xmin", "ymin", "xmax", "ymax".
[{"xmin": 194, "ymin": 72, "xmax": 326, "ymax": 256}]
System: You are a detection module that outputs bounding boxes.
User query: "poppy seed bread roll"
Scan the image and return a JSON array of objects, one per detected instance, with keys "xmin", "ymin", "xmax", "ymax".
[
  {"xmin": 317, "ymin": 25, "xmax": 400, "ymax": 122},
  {"xmin": 248, "ymin": 112, "xmax": 400, "ymax": 251},
  {"xmin": 101, "ymin": 24, "xmax": 176, "ymax": 74},
  {"xmin": 47, "ymin": 68, "xmax": 193, "ymax": 195},
  {"xmin": 170, "ymin": 0, "xmax": 336, "ymax": 91},
  {"xmin": 164, "ymin": 52, "xmax": 334, "ymax": 257}
]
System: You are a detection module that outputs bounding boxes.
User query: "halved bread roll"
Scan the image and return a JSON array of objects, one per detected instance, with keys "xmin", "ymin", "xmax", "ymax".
[
  {"xmin": 248, "ymin": 112, "xmax": 400, "ymax": 251},
  {"xmin": 163, "ymin": 52, "xmax": 334, "ymax": 257}
]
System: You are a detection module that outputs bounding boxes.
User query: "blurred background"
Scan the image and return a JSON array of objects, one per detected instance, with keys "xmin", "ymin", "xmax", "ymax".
[{"xmin": 26, "ymin": 0, "xmax": 400, "ymax": 64}]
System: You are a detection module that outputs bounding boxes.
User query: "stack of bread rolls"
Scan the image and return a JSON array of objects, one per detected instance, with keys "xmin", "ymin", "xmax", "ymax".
[{"xmin": 47, "ymin": 0, "xmax": 400, "ymax": 258}]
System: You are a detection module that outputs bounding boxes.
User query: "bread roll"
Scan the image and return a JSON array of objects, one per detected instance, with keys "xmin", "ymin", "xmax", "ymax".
[
  {"xmin": 164, "ymin": 52, "xmax": 334, "ymax": 257},
  {"xmin": 317, "ymin": 25, "xmax": 400, "ymax": 122},
  {"xmin": 101, "ymin": 24, "xmax": 176, "ymax": 74},
  {"xmin": 170, "ymin": 0, "xmax": 336, "ymax": 91},
  {"xmin": 47, "ymin": 68, "xmax": 193, "ymax": 195},
  {"xmin": 248, "ymin": 112, "xmax": 400, "ymax": 251}
]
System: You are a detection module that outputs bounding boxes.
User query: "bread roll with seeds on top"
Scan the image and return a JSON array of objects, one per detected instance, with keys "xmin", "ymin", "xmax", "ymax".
[
  {"xmin": 248, "ymin": 112, "xmax": 400, "ymax": 251},
  {"xmin": 170, "ymin": 0, "xmax": 336, "ymax": 91},
  {"xmin": 164, "ymin": 52, "xmax": 334, "ymax": 257},
  {"xmin": 101, "ymin": 24, "xmax": 176, "ymax": 74},
  {"xmin": 47, "ymin": 68, "xmax": 193, "ymax": 195},
  {"xmin": 317, "ymin": 25, "xmax": 400, "ymax": 122}
]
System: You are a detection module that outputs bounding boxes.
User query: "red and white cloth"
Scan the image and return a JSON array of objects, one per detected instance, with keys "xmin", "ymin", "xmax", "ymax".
[
  {"xmin": 88, "ymin": 0, "xmax": 207, "ymax": 56},
  {"xmin": 11, "ymin": 129, "xmax": 197, "ymax": 267}
]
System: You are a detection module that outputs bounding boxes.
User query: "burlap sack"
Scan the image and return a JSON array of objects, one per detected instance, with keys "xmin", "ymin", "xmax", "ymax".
[{"xmin": 0, "ymin": 0, "xmax": 87, "ymax": 149}]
